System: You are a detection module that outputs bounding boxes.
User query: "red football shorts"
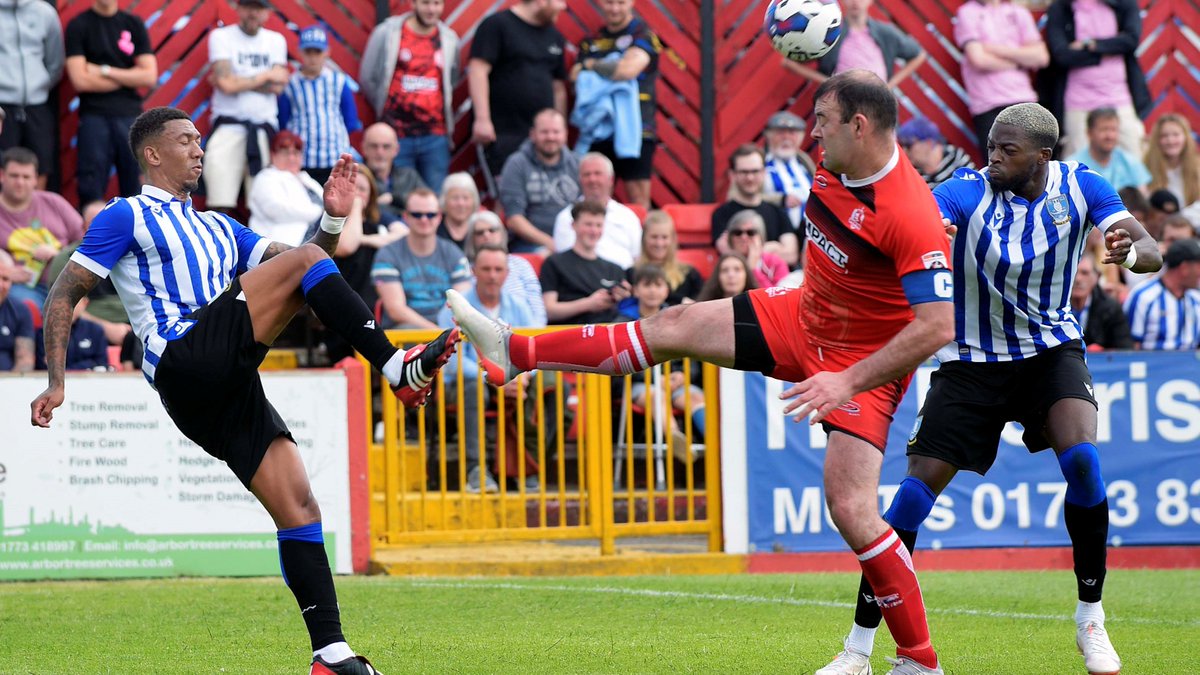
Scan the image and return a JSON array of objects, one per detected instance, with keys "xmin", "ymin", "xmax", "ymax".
[{"xmin": 746, "ymin": 286, "xmax": 912, "ymax": 450}]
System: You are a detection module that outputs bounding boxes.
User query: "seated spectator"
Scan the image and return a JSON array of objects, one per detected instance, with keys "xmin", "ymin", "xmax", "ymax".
[
  {"xmin": 499, "ymin": 109, "xmax": 581, "ymax": 253},
  {"xmin": 0, "ymin": 250, "xmax": 34, "ymax": 372},
  {"xmin": 361, "ymin": 122, "xmax": 426, "ymax": 219},
  {"xmin": 1071, "ymin": 253, "xmax": 1132, "ymax": 350},
  {"xmin": 1144, "ymin": 114, "xmax": 1200, "ymax": 208},
  {"xmin": 552, "ymin": 152, "xmax": 642, "ymax": 269},
  {"xmin": 0, "ymin": 0, "xmax": 62, "ymax": 191},
  {"xmin": 248, "ymin": 130, "xmax": 325, "ymax": 247},
  {"xmin": 436, "ymin": 243, "xmax": 545, "ymax": 493},
  {"xmin": 1123, "ymin": 238, "xmax": 1200, "ymax": 350},
  {"xmin": 119, "ymin": 326, "xmax": 143, "ymax": 371},
  {"xmin": 46, "ymin": 200, "xmax": 130, "ymax": 345},
  {"xmin": 372, "ymin": 187, "xmax": 472, "ymax": 329},
  {"xmin": 712, "ymin": 145, "xmax": 797, "ymax": 266},
  {"xmin": 438, "ymin": 173, "xmax": 480, "ymax": 250},
  {"xmin": 279, "ymin": 25, "xmax": 362, "ymax": 185},
  {"xmin": 696, "ymin": 253, "xmax": 759, "ymax": 302},
  {"xmin": 1160, "ymin": 215, "xmax": 1196, "ymax": 252},
  {"xmin": 464, "ymin": 210, "xmax": 546, "ymax": 326},
  {"xmin": 898, "ymin": 117, "xmax": 973, "ymax": 188},
  {"xmin": 726, "ymin": 211, "xmax": 789, "ymax": 288},
  {"xmin": 761, "ymin": 111, "xmax": 816, "ymax": 229},
  {"xmin": 1068, "ymin": 108, "xmax": 1151, "ymax": 191},
  {"xmin": 541, "ymin": 200, "xmax": 630, "ymax": 324},
  {"xmin": 633, "ymin": 210, "xmax": 703, "ymax": 305},
  {"xmin": 1119, "ymin": 186, "xmax": 1151, "ymax": 232},
  {"xmin": 0, "ymin": 147, "xmax": 84, "ymax": 306},
  {"xmin": 35, "ymin": 295, "xmax": 109, "ymax": 371}
]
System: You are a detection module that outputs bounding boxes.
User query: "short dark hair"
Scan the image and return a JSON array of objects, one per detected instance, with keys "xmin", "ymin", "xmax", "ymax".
[
  {"xmin": 1118, "ymin": 186, "xmax": 1149, "ymax": 215},
  {"xmin": 728, "ymin": 144, "xmax": 764, "ymax": 171},
  {"xmin": 571, "ymin": 199, "xmax": 608, "ymax": 221},
  {"xmin": 631, "ymin": 263, "xmax": 668, "ymax": 287},
  {"xmin": 404, "ymin": 186, "xmax": 439, "ymax": 211},
  {"xmin": 813, "ymin": 70, "xmax": 898, "ymax": 132},
  {"xmin": 1086, "ymin": 107, "xmax": 1120, "ymax": 131},
  {"xmin": 129, "ymin": 107, "xmax": 192, "ymax": 170},
  {"xmin": 1, "ymin": 146, "xmax": 38, "ymax": 172}
]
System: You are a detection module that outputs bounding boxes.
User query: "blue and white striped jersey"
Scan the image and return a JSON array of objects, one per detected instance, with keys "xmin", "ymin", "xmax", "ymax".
[
  {"xmin": 933, "ymin": 162, "xmax": 1131, "ymax": 362},
  {"xmin": 278, "ymin": 68, "xmax": 362, "ymax": 170},
  {"xmin": 1123, "ymin": 278, "xmax": 1200, "ymax": 350},
  {"xmin": 70, "ymin": 185, "xmax": 269, "ymax": 384}
]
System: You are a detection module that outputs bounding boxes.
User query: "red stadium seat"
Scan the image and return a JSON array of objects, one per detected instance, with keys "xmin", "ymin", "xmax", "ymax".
[
  {"xmin": 108, "ymin": 345, "xmax": 122, "ymax": 370},
  {"xmin": 663, "ymin": 203, "xmax": 718, "ymax": 248},
  {"xmin": 22, "ymin": 298, "xmax": 42, "ymax": 330},
  {"xmin": 676, "ymin": 247, "xmax": 717, "ymax": 280},
  {"xmin": 514, "ymin": 251, "xmax": 545, "ymax": 277}
]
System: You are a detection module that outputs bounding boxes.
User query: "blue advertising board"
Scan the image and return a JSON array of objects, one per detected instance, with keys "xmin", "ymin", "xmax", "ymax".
[{"xmin": 720, "ymin": 352, "xmax": 1200, "ymax": 553}]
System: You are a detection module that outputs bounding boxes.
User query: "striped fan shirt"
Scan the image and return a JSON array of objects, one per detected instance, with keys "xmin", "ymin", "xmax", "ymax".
[
  {"xmin": 765, "ymin": 153, "xmax": 814, "ymax": 228},
  {"xmin": 278, "ymin": 67, "xmax": 362, "ymax": 170},
  {"xmin": 933, "ymin": 161, "xmax": 1131, "ymax": 362},
  {"xmin": 70, "ymin": 185, "xmax": 269, "ymax": 385},
  {"xmin": 1123, "ymin": 278, "xmax": 1200, "ymax": 350}
]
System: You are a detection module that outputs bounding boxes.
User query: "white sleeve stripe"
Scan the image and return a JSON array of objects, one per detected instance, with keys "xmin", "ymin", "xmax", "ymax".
[
  {"xmin": 1095, "ymin": 209, "xmax": 1132, "ymax": 233},
  {"xmin": 70, "ymin": 250, "xmax": 111, "ymax": 278},
  {"xmin": 247, "ymin": 238, "xmax": 270, "ymax": 270}
]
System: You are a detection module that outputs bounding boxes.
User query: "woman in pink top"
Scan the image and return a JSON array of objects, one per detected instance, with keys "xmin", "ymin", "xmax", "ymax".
[{"xmin": 726, "ymin": 210, "xmax": 789, "ymax": 288}]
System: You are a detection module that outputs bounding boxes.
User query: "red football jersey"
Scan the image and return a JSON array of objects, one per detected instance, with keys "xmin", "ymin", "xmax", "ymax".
[{"xmin": 798, "ymin": 148, "xmax": 951, "ymax": 350}]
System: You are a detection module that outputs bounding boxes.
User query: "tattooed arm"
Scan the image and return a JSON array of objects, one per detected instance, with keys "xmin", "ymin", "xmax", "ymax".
[
  {"xmin": 30, "ymin": 262, "xmax": 101, "ymax": 427},
  {"xmin": 256, "ymin": 222, "xmax": 342, "ymax": 264}
]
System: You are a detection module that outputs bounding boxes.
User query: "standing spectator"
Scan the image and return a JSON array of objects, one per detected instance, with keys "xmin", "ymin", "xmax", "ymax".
[
  {"xmin": 0, "ymin": 0, "xmax": 63, "ymax": 191},
  {"xmin": 1043, "ymin": 0, "xmax": 1149, "ymax": 158},
  {"xmin": 761, "ymin": 111, "xmax": 816, "ymax": 230},
  {"xmin": 360, "ymin": 0, "xmax": 459, "ymax": 192},
  {"xmin": 897, "ymin": 117, "xmax": 974, "ymax": 188},
  {"xmin": 634, "ymin": 210, "xmax": 703, "ymax": 305},
  {"xmin": 573, "ymin": 0, "xmax": 661, "ymax": 208},
  {"xmin": 1144, "ymin": 114, "xmax": 1200, "ymax": 209},
  {"xmin": 0, "ymin": 249, "xmax": 34, "ymax": 372},
  {"xmin": 781, "ymin": 0, "xmax": 925, "ymax": 89},
  {"xmin": 248, "ymin": 130, "xmax": 325, "ymax": 247},
  {"xmin": 437, "ymin": 172, "xmax": 480, "ymax": 249},
  {"xmin": 540, "ymin": 200, "xmax": 630, "ymax": 324},
  {"xmin": 204, "ymin": 0, "xmax": 289, "ymax": 214},
  {"xmin": 726, "ymin": 210, "xmax": 789, "ymax": 288},
  {"xmin": 0, "ymin": 148, "xmax": 84, "ymax": 307},
  {"xmin": 372, "ymin": 187, "xmax": 472, "ymax": 328},
  {"xmin": 1124, "ymin": 238, "xmax": 1200, "ymax": 350},
  {"xmin": 1071, "ymin": 253, "xmax": 1132, "ymax": 350},
  {"xmin": 1068, "ymin": 108, "xmax": 1151, "ymax": 192},
  {"xmin": 279, "ymin": 25, "xmax": 361, "ymax": 186},
  {"xmin": 695, "ymin": 252, "xmax": 759, "ymax": 302},
  {"xmin": 469, "ymin": 0, "xmax": 568, "ymax": 178},
  {"xmin": 552, "ymin": 153, "xmax": 642, "ymax": 269},
  {"xmin": 360, "ymin": 122, "xmax": 426, "ymax": 220},
  {"xmin": 464, "ymin": 210, "xmax": 546, "ymax": 326},
  {"xmin": 499, "ymin": 109, "xmax": 581, "ymax": 253},
  {"xmin": 711, "ymin": 145, "xmax": 797, "ymax": 266},
  {"xmin": 64, "ymin": 0, "xmax": 157, "ymax": 204},
  {"xmin": 954, "ymin": 0, "xmax": 1049, "ymax": 154}
]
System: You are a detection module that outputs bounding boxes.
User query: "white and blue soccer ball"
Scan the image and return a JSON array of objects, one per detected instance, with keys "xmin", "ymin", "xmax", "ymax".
[{"xmin": 764, "ymin": 0, "xmax": 843, "ymax": 63}]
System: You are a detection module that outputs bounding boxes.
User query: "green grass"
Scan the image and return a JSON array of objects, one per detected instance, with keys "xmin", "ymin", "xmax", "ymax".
[{"xmin": 1, "ymin": 570, "xmax": 1196, "ymax": 673}]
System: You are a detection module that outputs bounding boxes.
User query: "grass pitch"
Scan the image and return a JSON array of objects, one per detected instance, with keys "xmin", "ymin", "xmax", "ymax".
[{"xmin": 1, "ymin": 569, "xmax": 1195, "ymax": 673}]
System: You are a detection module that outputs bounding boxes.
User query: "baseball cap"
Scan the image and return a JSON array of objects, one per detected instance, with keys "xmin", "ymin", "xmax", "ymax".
[
  {"xmin": 897, "ymin": 117, "xmax": 944, "ymax": 145},
  {"xmin": 1149, "ymin": 189, "xmax": 1180, "ymax": 214},
  {"xmin": 299, "ymin": 25, "xmax": 329, "ymax": 51},
  {"xmin": 766, "ymin": 111, "xmax": 805, "ymax": 131},
  {"xmin": 272, "ymin": 130, "xmax": 303, "ymax": 152},
  {"xmin": 238, "ymin": 0, "xmax": 271, "ymax": 7},
  {"xmin": 1165, "ymin": 238, "xmax": 1200, "ymax": 268}
]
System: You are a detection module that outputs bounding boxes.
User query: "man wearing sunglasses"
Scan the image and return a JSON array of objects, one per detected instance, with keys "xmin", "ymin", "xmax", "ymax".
[{"xmin": 372, "ymin": 187, "xmax": 472, "ymax": 328}]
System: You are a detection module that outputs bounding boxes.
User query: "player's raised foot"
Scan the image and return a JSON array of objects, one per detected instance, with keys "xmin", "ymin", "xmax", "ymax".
[
  {"xmin": 1077, "ymin": 621, "xmax": 1121, "ymax": 675},
  {"xmin": 311, "ymin": 654, "xmax": 382, "ymax": 675},
  {"xmin": 883, "ymin": 656, "xmax": 942, "ymax": 675},
  {"xmin": 814, "ymin": 639, "xmax": 872, "ymax": 675},
  {"xmin": 390, "ymin": 328, "xmax": 460, "ymax": 408},
  {"xmin": 445, "ymin": 288, "xmax": 520, "ymax": 386}
]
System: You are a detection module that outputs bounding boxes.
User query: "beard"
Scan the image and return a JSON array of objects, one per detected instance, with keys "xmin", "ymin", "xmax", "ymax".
[{"xmin": 182, "ymin": 178, "xmax": 200, "ymax": 194}]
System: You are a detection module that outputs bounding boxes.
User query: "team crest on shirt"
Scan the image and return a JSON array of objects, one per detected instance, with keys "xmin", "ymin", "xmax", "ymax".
[
  {"xmin": 921, "ymin": 250, "xmax": 947, "ymax": 269},
  {"xmin": 399, "ymin": 48, "xmax": 412, "ymax": 62},
  {"xmin": 848, "ymin": 207, "xmax": 865, "ymax": 231},
  {"xmin": 616, "ymin": 35, "xmax": 633, "ymax": 49},
  {"xmin": 814, "ymin": 174, "xmax": 828, "ymax": 189},
  {"xmin": 1047, "ymin": 194, "xmax": 1071, "ymax": 225}
]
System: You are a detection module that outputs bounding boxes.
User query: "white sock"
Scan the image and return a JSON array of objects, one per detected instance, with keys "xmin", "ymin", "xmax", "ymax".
[
  {"xmin": 846, "ymin": 623, "xmax": 876, "ymax": 656},
  {"xmin": 382, "ymin": 349, "xmax": 406, "ymax": 388},
  {"xmin": 314, "ymin": 641, "xmax": 355, "ymax": 663},
  {"xmin": 1075, "ymin": 600, "xmax": 1105, "ymax": 626}
]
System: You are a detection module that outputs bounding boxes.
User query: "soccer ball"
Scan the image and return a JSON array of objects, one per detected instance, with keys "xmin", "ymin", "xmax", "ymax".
[{"xmin": 764, "ymin": 0, "xmax": 843, "ymax": 63}]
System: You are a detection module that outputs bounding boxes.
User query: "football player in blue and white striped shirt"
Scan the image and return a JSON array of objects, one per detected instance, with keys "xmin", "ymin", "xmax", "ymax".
[
  {"xmin": 30, "ymin": 107, "xmax": 456, "ymax": 675},
  {"xmin": 1124, "ymin": 238, "xmax": 1200, "ymax": 350},
  {"xmin": 819, "ymin": 103, "xmax": 1161, "ymax": 675}
]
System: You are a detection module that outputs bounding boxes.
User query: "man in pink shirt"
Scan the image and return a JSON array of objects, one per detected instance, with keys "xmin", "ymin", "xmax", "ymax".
[
  {"xmin": 780, "ymin": 0, "xmax": 925, "ymax": 90},
  {"xmin": 955, "ymin": 0, "xmax": 1049, "ymax": 154},
  {"xmin": 1042, "ymin": 0, "xmax": 1150, "ymax": 158},
  {"xmin": 0, "ymin": 147, "xmax": 84, "ymax": 306}
]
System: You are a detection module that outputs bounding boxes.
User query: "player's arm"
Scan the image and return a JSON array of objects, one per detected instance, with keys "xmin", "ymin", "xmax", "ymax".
[
  {"xmin": 1101, "ymin": 217, "xmax": 1161, "ymax": 274},
  {"xmin": 30, "ymin": 262, "xmax": 102, "ymax": 427}
]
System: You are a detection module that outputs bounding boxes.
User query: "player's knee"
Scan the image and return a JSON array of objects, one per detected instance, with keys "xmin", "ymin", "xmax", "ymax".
[
  {"xmin": 883, "ymin": 476, "xmax": 936, "ymax": 532},
  {"xmin": 297, "ymin": 242, "xmax": 329, "ymax": 267},
  {"xmin": 1058, "ymin": 442, "xmax": 1106, "ymax": 507},
  {"xmin": 825, "ymin": 491, "xmax": 873, "ymax": 532}
]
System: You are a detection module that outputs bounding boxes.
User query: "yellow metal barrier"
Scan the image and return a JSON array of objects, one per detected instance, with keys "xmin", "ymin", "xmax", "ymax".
[{"xmin": 359, "ymin": 328, "xmax": 723, "ymax": 553}]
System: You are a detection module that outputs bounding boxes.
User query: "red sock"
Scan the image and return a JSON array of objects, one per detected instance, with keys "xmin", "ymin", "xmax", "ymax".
[
  {"xmin": 509, "ymin": 322, "xmax": 655, "ymax": 375},
  {"xmin": 856, "ymin": 529, "xmax": 938, "ymax": 669}
]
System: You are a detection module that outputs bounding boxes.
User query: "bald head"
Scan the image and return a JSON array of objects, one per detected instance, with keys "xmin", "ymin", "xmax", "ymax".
[{"xmin": 362, "ymin": 123, "xmax": 399, "ymax": 174}]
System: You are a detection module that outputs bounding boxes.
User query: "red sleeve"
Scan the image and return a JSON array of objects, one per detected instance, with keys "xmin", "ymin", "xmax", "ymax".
[{"xmin": 878, "ymin": 180, "xmax": 951, "ymax": 277}]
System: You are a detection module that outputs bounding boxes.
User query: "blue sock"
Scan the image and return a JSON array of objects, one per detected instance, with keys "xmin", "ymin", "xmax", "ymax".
[
  {"xmin": 884, "ymin": 476, "xmax": 936, "ymax": 532},
  {"xmin": 1058, "ymin": 442, "xmax": 1106, "ymax": 507},
  {"xmin": 691, "ymin": 407, "xmax": 706, "ymax": 437},
  {"xmin": 300, "ymin": 258, "xmax": 340, "ymax": 296}
]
